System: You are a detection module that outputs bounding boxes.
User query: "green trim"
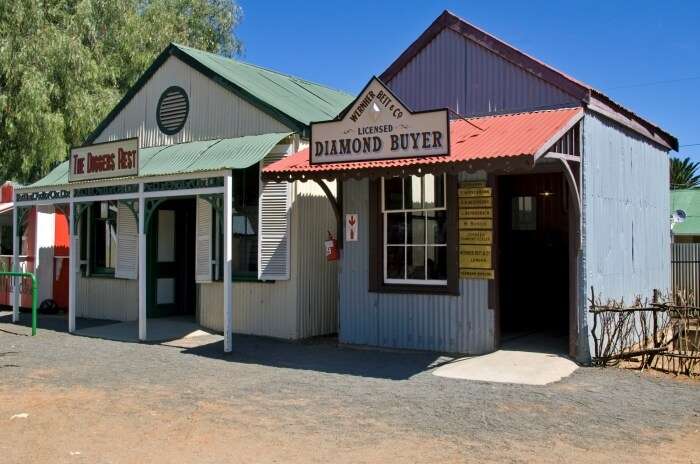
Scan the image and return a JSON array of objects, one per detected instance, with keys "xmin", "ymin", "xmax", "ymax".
[
  {"xmin": 73, "ymin": 203, "xmax": 92, "ymax": 235},
  {"xmin": 144, "ymin": 198, "xmax": 168, "ymax": 233},
  {"xmin": 144, "ymin": 177, "xmax": 223, "ymax": 193},
  {"xmin": 85, "ymin": 44, "xmax": 306, "ymax": 144},
  {"xmin": 90, "ymin": 268, "xmax": 116, "ymax": 278},
  {"xmin": 16, "ymin": 190, "xmax": 69, "ymax": 202},
  {"xmin": 75, "ymin": 184, "xmax": 139, "ymax": 198}
]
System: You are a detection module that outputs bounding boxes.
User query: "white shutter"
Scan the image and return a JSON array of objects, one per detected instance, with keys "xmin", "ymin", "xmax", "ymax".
[
  {"xmin": 195, "ymin": 196, "xmax": 213, "ymax": 282},
  {"xmin": 115, "ymin": 203, "xmax": 138, "ymax": 279},
  {"xmin": 258, "ymin": 144, "xmax": 292, "ymax": 280}
]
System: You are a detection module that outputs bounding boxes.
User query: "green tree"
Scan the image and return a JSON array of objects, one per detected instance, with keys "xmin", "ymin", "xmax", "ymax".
[
  {"xmin": 670, "ymin": 156, "xmax": 700, "ymax": 190},
  {"xmin": 0, "ymin": 0, "xmax": 242, "ymax": 184}
]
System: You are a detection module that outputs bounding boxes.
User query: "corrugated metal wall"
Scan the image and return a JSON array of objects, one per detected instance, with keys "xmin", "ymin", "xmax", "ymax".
[
  {"xmin": 580, "ymin": 112, "xmax": 671, "ymax": 358},
  {"xmin": 198, "ymin": 174, "xmax": 339, "ymax": 339},
  {"xmin": 76, "ymin": 273, "xmax": 138, "ymax": 321},
  {"xmin": 386, "ymin": 29, "xmax": 578, "ymax": 116},
  {"xmin": 672, "ymin": 243, "xmax": 700, "ymax": 303},
  {"xmin": 339, "ymin": 178, "xmax": 494, "ymax": 354},
  {"xmin": 93, "ymin": 56, "xmax": 291, "ymax": 148}
]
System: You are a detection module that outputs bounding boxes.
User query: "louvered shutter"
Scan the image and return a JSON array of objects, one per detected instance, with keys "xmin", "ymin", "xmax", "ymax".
[
  {"xmin": 195, "ymin": 197, "xmax": 213, "ymax": 282},
  {"xmin": 115, "ymin": 203, "xmax": 138, "ymax": 279},
  {"xmin": 258, "ymin": 145, "xmax": 292, "ymax": 280}
]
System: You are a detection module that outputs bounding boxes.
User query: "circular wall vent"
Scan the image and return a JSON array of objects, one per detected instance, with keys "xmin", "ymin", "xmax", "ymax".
[{"xmin": 156, "ymin": 86, "xmax": 189, "ymax": 135}]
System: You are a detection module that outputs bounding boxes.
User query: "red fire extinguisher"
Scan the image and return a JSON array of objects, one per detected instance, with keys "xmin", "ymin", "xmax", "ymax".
[{"xmin": 325, "ymin": 231, "xmax": 339, "ymax": 261}]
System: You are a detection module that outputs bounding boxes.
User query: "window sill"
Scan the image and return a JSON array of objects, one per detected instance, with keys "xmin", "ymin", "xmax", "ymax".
[
  {"xmin": 83, "ymin": 271, "xmax": 116, "ymax": 279},
  {"xmin": 370, "ymin": 283, "xmax": 459, "ymax": 296}
]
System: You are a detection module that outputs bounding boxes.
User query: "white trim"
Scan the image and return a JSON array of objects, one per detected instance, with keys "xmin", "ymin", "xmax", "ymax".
[
  {"xmin": 68, "ymin": 193, "xmax": 76, "ymax": 332},
  {"xmin": 15, "ymin": 169, "xmax": 231, "ymax": 195},
  {"xmin": 223, "ymin": 172, "xmax": 233, "ymax": 352},
  {"xmin": 381, "ymin": 174, "xmax": 449, "ymax": 286},
  {"xmin": 138, "ymin": 183, "xmax": 147, "ymax": 341}
]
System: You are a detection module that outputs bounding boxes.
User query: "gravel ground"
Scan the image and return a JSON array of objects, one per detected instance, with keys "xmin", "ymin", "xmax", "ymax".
[{"xmin": 0, "ymin": 313, "xmax": 699, "ymax": 463}]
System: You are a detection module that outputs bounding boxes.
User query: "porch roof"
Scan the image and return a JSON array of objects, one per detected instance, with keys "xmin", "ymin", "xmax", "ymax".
[
  {"xmin": 22, "ymin": 132, "xmax": 293, "ymax": 190},
  {"xmin": 262, "ymin": 107, "xmax": 583, "ymax": 182}
]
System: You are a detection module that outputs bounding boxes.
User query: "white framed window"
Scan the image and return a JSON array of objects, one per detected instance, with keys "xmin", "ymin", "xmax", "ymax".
[{"xmin": 382, "ymin": 173, "xmax": 448, "ymax": 285}]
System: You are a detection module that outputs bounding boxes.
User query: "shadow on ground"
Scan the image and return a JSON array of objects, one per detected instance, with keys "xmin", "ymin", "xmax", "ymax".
[
  {"xmin": 180, "ymin": 335, "xmax": 444, "ymax": 381},
  {"xmin": 0, "ymin": 310, "xmax": 116, "ymax": 335}
]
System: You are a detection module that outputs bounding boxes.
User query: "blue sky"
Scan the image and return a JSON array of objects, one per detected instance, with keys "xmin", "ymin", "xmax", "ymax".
[{"xmin": 237, "ymin": 1, "xmax": 699, "ymax": 161}]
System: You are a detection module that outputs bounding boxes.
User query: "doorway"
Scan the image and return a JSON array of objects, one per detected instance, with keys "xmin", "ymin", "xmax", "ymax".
[
  {"xmin": 147, "ymin": 198, "xmax": 196, "ymax": 319},
  {"xmin": 498, "ymin": 173, "xmax": 570, "ymax": 348}
]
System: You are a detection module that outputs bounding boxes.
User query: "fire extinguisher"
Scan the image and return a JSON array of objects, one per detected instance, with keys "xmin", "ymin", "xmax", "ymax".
[{"xmin": 325, "ymin": 231, "xmax": 339, "ymax": 261}]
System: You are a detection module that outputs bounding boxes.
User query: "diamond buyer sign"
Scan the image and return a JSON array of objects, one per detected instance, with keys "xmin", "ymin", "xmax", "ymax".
[
  {"xmin": 310, "ymin": 77, "xmax": 449, "ymax": 164},
  {"xmin": 69, "ymin": 137, "xmax": 139, "ymax": 182}
]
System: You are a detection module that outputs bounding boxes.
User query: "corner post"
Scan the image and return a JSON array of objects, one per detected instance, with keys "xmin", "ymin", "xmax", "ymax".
[
  {"xmin": 11, "ymin": 193, "xmax": 19, "ymax": 323},
  {"xmin": 68, "ymin": 194, "xmax": 76, "ymax": 332},
  {"xmin": 138, "ymin": 183, "xmax": 147, "ymax": 341},
  {"xmin": 223, "ymin": 172, "xmax": 233, "ymax": 352}
]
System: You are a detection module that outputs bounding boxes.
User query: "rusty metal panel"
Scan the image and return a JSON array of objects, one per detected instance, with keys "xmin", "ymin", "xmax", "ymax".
[
  {"xmin": 580, "ymin": 112, "xmax": 671, "ymax": 357},
  {"xmin": 339, "ymin": 178, "xmax": 494, "ymax": 354},
  {"xmin": 386, "ymin": 29, "xmax": 578, "ymax": 116}
]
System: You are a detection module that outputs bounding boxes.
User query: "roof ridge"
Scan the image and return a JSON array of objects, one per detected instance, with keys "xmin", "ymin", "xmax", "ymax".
[{"xmin": 453, "ymin": 106, "xmax": 581, "ymax": 123}]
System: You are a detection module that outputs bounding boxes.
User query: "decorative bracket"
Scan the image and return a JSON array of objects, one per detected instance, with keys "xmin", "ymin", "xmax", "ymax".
[
  {"xmin": 144, "ymin": 198, "xmax": 169, "ymax": 233},
  {"xmin": 15, "ymin": 206, "xmax": 31, "ymax": 237},
  {"xmin": 313, "ymin": 179, "xmax": 343, "ymax": 248},
  {"xmin": 72, "ymin": 203, "xmax": 92, "ymax": 235}
]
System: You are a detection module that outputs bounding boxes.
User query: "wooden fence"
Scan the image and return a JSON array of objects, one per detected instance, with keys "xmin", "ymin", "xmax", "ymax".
[{"xmin": 672, "ymin": 243, "xmax": 700, "ymax": 304}]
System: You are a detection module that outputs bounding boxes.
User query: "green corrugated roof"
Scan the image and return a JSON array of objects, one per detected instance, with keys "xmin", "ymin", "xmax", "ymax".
[
  {"xmin": 25, "ymin": 132, "xmax": 292, "ymax": 189},
  {"xmin": 174, "ymin": 44, "xmax": 353, "ymax": 126},
  {"xmin": 671, "ymin": 189, "xmax": 700, "ymax": 235}
]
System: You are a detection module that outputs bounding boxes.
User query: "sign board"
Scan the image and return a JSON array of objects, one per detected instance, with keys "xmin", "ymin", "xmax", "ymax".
[
  {"xmin": 458, "ymin": 187, "xmax": 492, "ymax": 198},
  {"xmin": 459, "ymin": 245, "xmax": 492, "ymax": 269},
  {"xmin": 459, "ymin": 208, "xmax": 493, "ymax": 219},
  {"xmin": 345, "ymin": 213, "xmax": 358, "ymax": 242},
  {"xmin": 459, "ymin": 269, "xmax": 494, "ymax": 280},
  {"xmin": 70, "ymin": 137, "xmax": 139, "ymax": 182},
  {"xmin": 459, "ymin": 230, "xmax": 492, "ymax": 245},
  {"xmin": 310, "ymin": 77, "xmax": 449, "ymax": 164},
  {"xmin": 459, "ymin": 197, "xmax": 492, "ymax": 208},
  {"xmin": 459, "ymin": 218, "xmax": 492, "ymax": 230}
]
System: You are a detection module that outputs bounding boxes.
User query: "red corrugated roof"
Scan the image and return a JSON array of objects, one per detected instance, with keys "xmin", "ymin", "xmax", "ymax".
[{"xmin": 264, "ymin": 107, "xmax": 582, "ymax": 179}]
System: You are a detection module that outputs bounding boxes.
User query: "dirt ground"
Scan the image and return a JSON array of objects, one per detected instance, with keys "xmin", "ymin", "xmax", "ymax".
[{"xmin": 0, "ymin": 316, "xmax": 699, "ymax": 463}]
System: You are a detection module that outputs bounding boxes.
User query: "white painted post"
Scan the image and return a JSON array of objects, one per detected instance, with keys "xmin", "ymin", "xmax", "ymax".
[
  {"xmin": 138, "ymin": 184, "xmax": 147, "ymax": 341},
  {"xmin": 68, "ymin": 197, "xmax": 76, "ymax": 333},
  {"xmin": 11, "ymin": 193, "xmax": 19, "ymax": 323},
  {"xmin": 223, "ymin": 173, "xmax": 233, "ymax": 352}
]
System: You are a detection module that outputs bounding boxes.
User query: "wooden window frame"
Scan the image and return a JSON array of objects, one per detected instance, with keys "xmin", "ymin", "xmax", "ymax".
[{"xmin": 369, "ymin": 174, "xmax": 459, "ymax": 295}]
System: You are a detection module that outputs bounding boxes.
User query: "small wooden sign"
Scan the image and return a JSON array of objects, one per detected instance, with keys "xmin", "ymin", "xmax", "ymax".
[
  {"xmin": 459, "ymin": 218, "xmax": 492, "ymax": 230},
  {"xmin": 458, "ymin": 187, "xmax": 492, "ymax": 198},
  {"xmin": 459, "ymin": 268, "xmax": 495, "ymax": 280},
  {"xmin": 459, "ymin": 230, "xmax": 492, "ymax": 244},
  {"xmin": 459, "ymin": 180, "xmax": 487, "ymax": 188},
  {"xmin": 459, "ymin": 197, "xmax": 492, "ymax": 208},
  {"xmin": 459, "ymin": 208, "xmax": 493, "ymax": 219},
  {"xmin": 459, "ymin": 245, "xmax": 492, "ymax": 269}
]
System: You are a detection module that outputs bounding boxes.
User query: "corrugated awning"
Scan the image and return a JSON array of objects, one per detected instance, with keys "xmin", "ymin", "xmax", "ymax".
[
  {"xmin": 263, "ymin": 107, "xmax": 583, "ymax": 181},
  {"xmin": 24, "ymin": 132, "xmax": 293, "ymax": 190}
]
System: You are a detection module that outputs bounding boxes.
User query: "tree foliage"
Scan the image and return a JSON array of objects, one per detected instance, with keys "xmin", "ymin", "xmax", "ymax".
[
  {"xmin": 670, "ymin": 156, "xmax": 700, "ymax": 190},
  {"xmin": 0, "ymin": 0, "xmax": 242, "ymax": 184}
]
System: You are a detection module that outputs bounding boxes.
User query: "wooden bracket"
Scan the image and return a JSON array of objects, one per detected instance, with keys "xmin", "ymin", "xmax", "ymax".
[{"xmin": 313, "ymin": 179, "xmax": 343, "ymax": 248}]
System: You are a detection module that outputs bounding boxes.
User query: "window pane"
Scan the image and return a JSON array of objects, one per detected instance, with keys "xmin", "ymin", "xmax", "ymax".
[
  {"xmin": 424, "ymin": 174, "xmax": 445, "ymax": 208},
  {"xmin": 384, "ymin": 177, "xmax": 403, "ymax": 210},
  {"xmin": 386, "ymin": 213, "xmax": 405, "ymax": 244},
  {"xmin": 427, "ymin": 246, "xmax": 447, "ymax": 280},
  {"xmin": 94, "ymin": 219, "xmax": 107, "ymax": 268},
  {"xmin": 386, "ymin": 246, "xmax": 405, "ymax": 279},
  {"xmin": 406, "ymin": 246, "xmax": 425, "ymax": 280},
  {"xmin": 512, "ymin": 196, "xmax": 537, "ymax": 231},
  {"xmin": 407, "ymin": 212, "xmax": 425, "ymax": 245},
  {"xmin": 404, "ymin": 176, "xmax": 422, "ymax": 209},
  {"xmin": 426, "ymin": 210, "xmax": 447, "ymax": 244}
]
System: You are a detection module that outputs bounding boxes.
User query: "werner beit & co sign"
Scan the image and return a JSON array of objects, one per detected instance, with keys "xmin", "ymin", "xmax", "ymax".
[
  {"xmin": 310, "ymin": 77, "xmax": 449, "ymax": 164},
  {"xmin": 69, "ymin": 137, "xmax": 139, "ymax": 182}
]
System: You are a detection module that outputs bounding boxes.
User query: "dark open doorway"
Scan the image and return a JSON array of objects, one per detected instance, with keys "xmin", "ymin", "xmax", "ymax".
[
  {"xmin": 497, "ymin": 173, "xmax": 570, "ymax": 348},
  {"xmin": 147, "ymin": 198, "xmax": 196, "ymax": 319}
]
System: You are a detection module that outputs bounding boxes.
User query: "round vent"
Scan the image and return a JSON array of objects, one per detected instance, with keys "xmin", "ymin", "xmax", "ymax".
[{"xmin": 156, "ymin": 86, "xmax": 189, "ymax": 135}]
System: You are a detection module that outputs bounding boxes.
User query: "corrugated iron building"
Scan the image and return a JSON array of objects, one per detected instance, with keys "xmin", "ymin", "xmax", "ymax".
[{"xmin": 264, "ymin": 10, "xmax": 677, "ymax": 362}]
